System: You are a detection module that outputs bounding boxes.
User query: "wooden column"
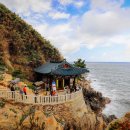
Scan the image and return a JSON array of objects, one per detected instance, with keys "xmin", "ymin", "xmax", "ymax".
[
  {"xmin": 56, "ymin": 79, "xmax": 59, "ymax": 89},
  {"xmin": 75, "ymin": 77, "xmax": 78, "ymax": 84},
  {"xmin": 49, "ymin": 76, "xmax": 52, "ymax": 91},
  {"xmin": 63, "ymin": 78, "xmax": 64, "ymax": 88},
  {"xmin": 73, "ymin": 77, "xmax": 76, "ymax": 87}
]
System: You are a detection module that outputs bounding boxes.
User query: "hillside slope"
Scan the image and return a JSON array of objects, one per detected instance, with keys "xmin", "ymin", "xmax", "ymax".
[{"xmin": 0, "ymin": 3, "xmax": 62, "ymax": 79}]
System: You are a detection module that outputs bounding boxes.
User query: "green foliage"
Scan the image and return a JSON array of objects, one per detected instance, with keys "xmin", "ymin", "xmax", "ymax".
[
  {"xmin": 108, "ymin": 120, "xmax": 130, "ymax": 130},
  {"xmin": 0, "ymin": 75, "xmax": 4, "ymax": 80},
  {"xmin": 44, "ymin": 110, "xmax": 52, "ymax": 117},
  {"xmin": 15, "ymin": 87, "xmax": 20, "ymax": 91},
  {"xmin": 27, "ymin": 50, "xmax": 41, "ymax": 62},
  {"xmin": 54, "ymin": 116, "xmax": 65, "ymax": 126},
  {"xmin": 19, "ymin": 107, "xmax": 45, "ymax": 130},
  {"xmin": 109, "ymin": 121, "xmax": 119, "ymax": 130},
  {"xmin": 12, "ymin": 69, "xmax": 25, "ymax": 79},
  {"xmin": 0, "ymin": 63, "xmax": 6, "ymax": 74},
  {"xmin": 19, "ymin": 107, "xmax": 35, "ymax": 125},
  {"xmin": 27, "ymin": 84, "xmax": 35, "ymax": 90},
  {"xmin": 9, "ymin": 108, "xmax": 17, "ymax": 114},
  {"xmin": 0, "ymin": 3, "xmax": 62, "ymax": 78},
  {"xmin": 0, "ymin": 99, "xmax": 5, "ymax": 108},
  {"xmin": 73, "ymin": 58, "xmax": 86, "ymax": 68}
]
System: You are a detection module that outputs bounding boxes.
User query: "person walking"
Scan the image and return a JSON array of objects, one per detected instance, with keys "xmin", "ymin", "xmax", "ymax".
[
  {"xmin": 45, "ymin": 82, "xmax": 49, "ymax": 95},
  {"xmin": 10, "ymin": 83, "xmax": 15, "ymax": 98},
  {"xmin": 23, "ymin": 85, "xmax": 27, "ymax": 95},
  {"xmin": 19, "ymin": 87, "xmax": 24, "ymax": 100},
  {"xmin": 52, "ymin": 80, "xmax": 56, "ymax": 91},
  {"xmin": 51, "ymin": 80, "xmax": 56, "ymax": 96},
  {"xmin": 10, "ymin": 83, "xmax": 15, "ymax": 91}
]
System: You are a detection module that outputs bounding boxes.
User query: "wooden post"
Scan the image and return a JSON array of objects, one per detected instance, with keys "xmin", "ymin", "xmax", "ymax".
[
  {"xmin": 63, "ymin": 78, "xmax": 64, "ymax": 88},
  {"xmin": 56, "ymin": 79, "xmax": 58, "ymax": 89},
  {"xmin": 75, "ymin": 77, "xmax": 78, "ymax": 84},
  {"xmin": 65, "ymin": 94, "xmax": 67, "ymax": 101},
  {"xmin": 49, "ymin": 76, "xmax": 52, "ymax": 94},
  {"xmin": 73, "ymin": 77, "xmax": 76, "ymax": 90}
]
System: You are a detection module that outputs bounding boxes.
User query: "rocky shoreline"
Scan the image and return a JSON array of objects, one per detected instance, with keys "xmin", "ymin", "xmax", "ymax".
[
  {"xmin": 79, "ymin": 79, "xmax": 117, "ymax": 126},
  {"xmin": 81, "ymin": 80, "xmax": 130, "ymax": 130}
]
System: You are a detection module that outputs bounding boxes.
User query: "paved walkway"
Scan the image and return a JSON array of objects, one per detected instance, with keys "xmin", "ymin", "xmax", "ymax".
[{"xmin": 0, "ymin": 89, "xmax": 83, "ymax": 105}]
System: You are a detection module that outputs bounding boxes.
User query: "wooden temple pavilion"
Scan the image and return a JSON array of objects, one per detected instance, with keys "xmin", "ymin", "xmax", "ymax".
[{"xmin": 34, "ymin": 60, "xmax": 88, "ymax": 90}]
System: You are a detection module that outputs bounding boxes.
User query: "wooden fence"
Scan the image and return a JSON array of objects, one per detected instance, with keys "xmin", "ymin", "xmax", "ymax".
[{"xmin": 0, "ymin": 89, "xmax": 83, "ymax": 105}]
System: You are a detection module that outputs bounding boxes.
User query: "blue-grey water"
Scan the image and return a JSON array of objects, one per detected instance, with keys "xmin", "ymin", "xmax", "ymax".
[{"xmin": 87, "ymin": 62, "xmax": 130, "ymax": 118}]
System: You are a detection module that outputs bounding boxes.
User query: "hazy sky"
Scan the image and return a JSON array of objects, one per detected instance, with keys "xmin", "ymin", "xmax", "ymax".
[{"xmin": 1, "ymin": 0, "xmax": 130, "ymax": 62}]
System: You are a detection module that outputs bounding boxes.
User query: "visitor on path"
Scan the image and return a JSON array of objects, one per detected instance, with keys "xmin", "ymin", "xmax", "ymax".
[
  {"xmin": 52, "ymin": 80, "xmax": 56, "ymax": 91},
  {"xmin": 52, "ymin": 90, "xmax": 57, "ymax": 96},
  {"xmin": 51, "ymin": 80, "xmax": 57, "ymax": 96},
  {"xmin": 10, "ymin": 84, "xmax": 15, "ymax": 98},
  {"xmin": 10, "ymin": 84, "xmax": 15, "ymax": 91},
  {"xmin": 76, "ymin": 84, "xmax": 80, "ymax": 91},
  {"xmin": 23, "ymin": 85, "xmax": 27, "ymax": 95},
  {"xmin": 19, "ymin": 87, "xmax": 24, "ymax": 100},
  {"xmin": 45, "ymin": 82, "xmax": 49, "ymax": 95},
  {"xmin": 66, "ymin": 85, "xmax": 70, "ymax": 93},
  {"xmin": 19, "ymin": 88, "xmax": 23, "ymax": 94}
]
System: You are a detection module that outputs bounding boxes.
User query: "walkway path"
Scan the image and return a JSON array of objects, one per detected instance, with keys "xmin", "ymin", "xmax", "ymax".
[{"xmin": 0, "ymin": 89, "xmax": 83, "ymax": 105}]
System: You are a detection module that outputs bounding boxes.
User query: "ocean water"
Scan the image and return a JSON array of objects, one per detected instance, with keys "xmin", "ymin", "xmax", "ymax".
[{"xmin": 86, "ymin": 62, "xmax": 130, "ymax": 118}]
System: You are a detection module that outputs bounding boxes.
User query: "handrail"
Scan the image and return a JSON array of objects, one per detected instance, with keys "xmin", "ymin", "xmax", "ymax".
[{"xmin": 0, "ymin": 89, "xmax": 83, "ymax": 105}]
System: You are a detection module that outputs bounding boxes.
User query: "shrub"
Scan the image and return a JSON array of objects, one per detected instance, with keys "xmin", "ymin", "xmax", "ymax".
[
  {"xmin": 73, "ymin": 58, "xmax": 86, "ymax": 68},
  {"xmin": 19, "ymin": 107, "xmax": 35, "ymax": 125},
  {"xmin": 0, "ymin": 75, "xmax": 4, "ymax": 80},
  {"xmin": 12, "ymin": 69, "xmax": 25, "ymax": 79},
  {"xmin": 0, "ymin": 99, "xmax": 5, "ymax": 108},
  {"xmin": 0, "ymin": 64, "xmax": 6, "ymax": 74},
  {"xmin": 10, "ymin": 108, "xmax": 17, "ymax": 114},
  {"xmin": 27, "ymin": 84, "xmax": 35, "ymax": 90}
]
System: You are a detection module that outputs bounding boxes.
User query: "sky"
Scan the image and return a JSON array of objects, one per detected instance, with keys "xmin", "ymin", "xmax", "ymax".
[{"xmin": 0, "ymin": 0, "xmax": 130, "ymax": 62}]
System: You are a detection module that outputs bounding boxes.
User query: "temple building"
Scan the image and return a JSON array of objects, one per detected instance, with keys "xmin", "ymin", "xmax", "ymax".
[{"xmin": 34, "ymin": 59, "xmax": 88, "ymax": 90}]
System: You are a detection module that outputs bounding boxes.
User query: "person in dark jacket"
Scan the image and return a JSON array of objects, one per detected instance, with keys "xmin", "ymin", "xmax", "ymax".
[
  {"xmin": 10, "ymin": 84, "xmax": 15, "ymax": 91},
  {"xmin": 10, "ymin": 83, "xmax": 15, "ymax": 98}
]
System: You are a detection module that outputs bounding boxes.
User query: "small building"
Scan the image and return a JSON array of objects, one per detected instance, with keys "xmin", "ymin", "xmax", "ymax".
[{"xmin": 34, "ymin": 60, "xmax": 88, "ymax": 90}]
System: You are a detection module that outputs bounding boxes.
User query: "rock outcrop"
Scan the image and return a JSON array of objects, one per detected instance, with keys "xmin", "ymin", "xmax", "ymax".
[{"xmin": 106, "ymin": 112, "xmax": 130, "ymax": 130}]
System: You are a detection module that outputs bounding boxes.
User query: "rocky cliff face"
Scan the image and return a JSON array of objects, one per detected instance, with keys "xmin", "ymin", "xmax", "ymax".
[
  {"xmin": 0, "ymin": 3, "xmax": 63, "ymax": 79},
  {"xmin": 0, "ymin": 93, "xmax": 103, "ymax": 130},
  {"xmin": 0, "ymin": 73, "xmax": 119, "ymax": 130},
  {"xmin": 0, "ymin": 99, "xmax": 63, "ymax": 130},
  {"xmin": 106, "ymin": 112, "xmax": 130, "ymax": 130},
  {"xmin": 0, "ymin": 77, "xmax": 106, "ymax": 130}
]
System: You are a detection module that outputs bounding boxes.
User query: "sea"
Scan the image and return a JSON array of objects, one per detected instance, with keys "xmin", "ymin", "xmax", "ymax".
[{"xmin": 86, "ymin": 62, "xmax": 130, "ymax": 118}]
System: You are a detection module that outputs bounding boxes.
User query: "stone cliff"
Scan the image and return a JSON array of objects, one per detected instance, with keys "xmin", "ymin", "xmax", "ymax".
[{"xmin": 0, "ymin": 76, "xmax": 109, "ymax": 130}]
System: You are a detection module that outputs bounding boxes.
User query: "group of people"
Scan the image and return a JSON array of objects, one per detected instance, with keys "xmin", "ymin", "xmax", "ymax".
[
  {"xmin": 9, "ymin": 80, "xmax": 80, "ymax": 97},
  {"xmin": 64, "ymin": 84, "xmax": 80, "ymax": 93},
  {"xmin": 10, "ymin": 83, "xmax": 27, "ymax": 95},
  {"xmin": 45, "ymin": 80, "xmax": 57, "ymax": 96},
  {"xmin": 45, "ymin": 80, "xmax": 81, "ymax": 96}
]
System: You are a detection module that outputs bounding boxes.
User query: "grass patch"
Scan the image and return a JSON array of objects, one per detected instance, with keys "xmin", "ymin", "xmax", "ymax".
[
  {"xmin": 0, "ymin": 99, "xmax": 5, "ymax": 108},
  {"xmin": 9, "ymin": 108, "xmax": 17, "ymax": 114},
  {"xmin": 12, "ymin": 69, "xmax": 25, "ymax": 79},
  {"xmin": 0, "ymin": 75, "xmax": 4, "ymax": 81},
  {"xmin": 19, "ymin": 107, "xmax": 35, "ymax": 125}
]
